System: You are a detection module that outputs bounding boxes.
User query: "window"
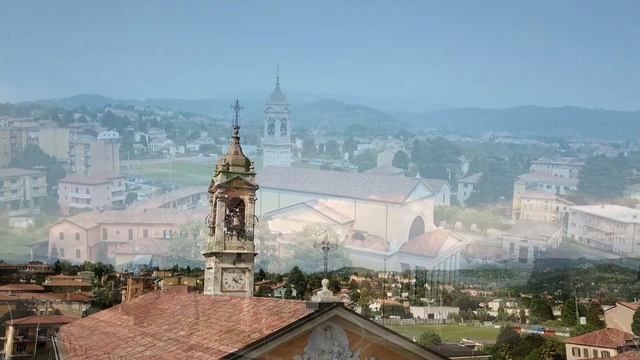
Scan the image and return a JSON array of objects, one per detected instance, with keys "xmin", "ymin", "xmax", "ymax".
[
  {"xmin": 102, "ymin": 228, "xmax": 108, "ymax": 240},
  {"xmin": 75, "ymin": 187, "xmax": 79, "ymax": 193},
  {"xmin": 76, "ymin": 248, "xmax": 81, "ymax": 258},
  {"xmin": 128, "ymin": 229, "xmax": 133, "ymax": 241},
  {"xmin": 593, "ymin": 349, "xmax": 599, "ymax": 358},
  {"xmin": 59, "ymin": 248, "xmax": 65, "ymax": 257},
  {"xmin": 601, "ymin": 351, "xmax": 610, "ymax": 358},
  {"xmin": 75, "ymin": 232, "xmax": 80, "ymax": 241},
  {"xmin": 143, "ymin": 229, "xmax": 148, "ymax": 238},
  {"xmin": 86, "ymin": 188, "xmax": 90, "ymax": 194},
  {"xmin": 163, "ymin": 229, "xmax": 172, "ymax": 239},
  {"xmin": 16, "ymin": 343, "xmax": 27, "ymax": 353},
  {"xmin": 59, "ymin": 232, "xmax": 64, "ymax": 240},
  {"xmin": 572, "ymin": 348, "xmax": 581, "ymax": 357}
]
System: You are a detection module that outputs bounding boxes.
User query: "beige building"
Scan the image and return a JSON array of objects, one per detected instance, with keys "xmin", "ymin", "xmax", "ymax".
[
  {"xmin": 605, "ymin": 302, "xmax": 640, "ymax": 334},
  {"xmin": 58, "ymin": 173, "xmax": 126, "ymax": 215},
  {"xmin": 0, "ymin": 168, "xmax": 47, "ymax": 215},
  {"xmin": 513, "ymin": 190, "xmax": 573, "ymax": 222},
  {"xmin": 47, "ymin": 208, "xmax": 206, "ymax": 263},
  {"xmin": 567, "ymin": 205, "xmax": 640, "ymax": 256},
  {"xmin": 69, "ymin": 135, "xmax": 120, "ymax": 175},
  {"xmin": 565, "ymin": 328, "xmax": 640, "ymax": 360}
]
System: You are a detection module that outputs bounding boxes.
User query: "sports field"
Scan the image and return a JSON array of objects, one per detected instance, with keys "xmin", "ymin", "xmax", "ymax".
[{"xmin": 387, "ymin": 324, "xmax": 499, "ymax": 343}]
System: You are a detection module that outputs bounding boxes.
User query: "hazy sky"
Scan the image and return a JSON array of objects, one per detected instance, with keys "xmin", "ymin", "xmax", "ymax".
[{"xmin": 0, "ymin": 0, "xmax": 638, "ymax": 110}]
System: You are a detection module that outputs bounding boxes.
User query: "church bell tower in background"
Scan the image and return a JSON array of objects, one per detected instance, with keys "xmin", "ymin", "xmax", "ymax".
[
  {"xmin": 263, "ymin": 67, "xmax": 292, "ymax": 168},
  {"xmin": 203, "ymin": 100, "xmax": 259, "ymax": 297}
]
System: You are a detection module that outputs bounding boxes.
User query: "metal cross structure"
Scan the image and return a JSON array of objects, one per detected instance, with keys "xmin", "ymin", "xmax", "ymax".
[
  {"xmin": 230, "ymin": 99, "xmax": 243, "ymax": 130},
  {"xmin": 313, "ymin": 231, "xmax": 338, "ymax": 277}
]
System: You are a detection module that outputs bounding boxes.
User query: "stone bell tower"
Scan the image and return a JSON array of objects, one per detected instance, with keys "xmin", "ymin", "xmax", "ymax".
[
  {"xmin": 203, "ymin": 100, "xmax": 259, "ymax": 297},
  {"xmin": 263, "ymin": 66, "xmax": 292, "ymax": 167}
]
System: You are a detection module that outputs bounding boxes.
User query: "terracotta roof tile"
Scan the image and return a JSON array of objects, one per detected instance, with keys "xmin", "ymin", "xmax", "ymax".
[
  {"xmin": 57, "ymin": 292, "xmax": 313, "ymax": 359},
  {"xmin": 0, "ymin": 283, "xmax": 44, "ymax": 292},
  {"xmin": 565, "ymin": 328, "xmax": 638, "ymax": 349},
  {"xmin": 6, "ymin": 315, "xmax": 76, "ymax": 326},
  {"xmin": 399, "ymin": 228, "xmax": 459, "ymax": 257}
]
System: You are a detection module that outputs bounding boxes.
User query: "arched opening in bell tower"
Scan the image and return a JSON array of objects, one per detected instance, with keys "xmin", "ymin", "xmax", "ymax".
[{"xmin": 225, "ymin": 197, "xmax": 246, "ymax": 238}]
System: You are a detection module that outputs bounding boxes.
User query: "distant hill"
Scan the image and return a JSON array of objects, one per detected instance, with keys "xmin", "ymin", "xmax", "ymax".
[
  {"xmin": 30, "ymin": 95, "xmax": 640, "ymax": 139},
  {"xmin": 404, "ymin": 105, "xmax": 640, "ymax": 139}
]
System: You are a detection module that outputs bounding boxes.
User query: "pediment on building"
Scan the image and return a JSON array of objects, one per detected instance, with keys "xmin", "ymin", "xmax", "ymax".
[
  {"xmin": 216, "ymin": 174, "xmax": 258, "ymax": 190},
  {"xmin": 225, "ymin": 304, "xmax": 447, "ymax": 360}
]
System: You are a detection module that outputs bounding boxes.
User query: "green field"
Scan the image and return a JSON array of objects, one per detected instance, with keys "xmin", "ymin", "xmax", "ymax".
[
  {"xmin": 124, "ymin": 160, "xmax": 214, "ymax": 186},
  {"xmin": 388, "ymin": 324, "xmax": 500, "ymax": 343}
]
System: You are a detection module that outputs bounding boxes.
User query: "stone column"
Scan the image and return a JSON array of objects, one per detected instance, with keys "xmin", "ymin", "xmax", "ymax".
[{"xmin": 214, "ymin": 192, "xmax": 227, "ymax": 251}]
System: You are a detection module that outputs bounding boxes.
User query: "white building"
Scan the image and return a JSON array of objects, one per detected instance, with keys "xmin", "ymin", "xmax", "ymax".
[
  {"xmin": 97, "ymin": 129, "xmax": 120, "ymax": 141},
  {"xmin": 409, "ymin": 306, "xmax": 459, "ymax": 321},
  {"xmin": 529, "ymin": 157, "xmax": 584, "ymax": 179},
  {"xmin": 456, "ymin": 172, "xmax": 482, "ymax": 206},
  {"xmin": 567, "ymin": 205, "xmax": 640, "ymax": 256}
]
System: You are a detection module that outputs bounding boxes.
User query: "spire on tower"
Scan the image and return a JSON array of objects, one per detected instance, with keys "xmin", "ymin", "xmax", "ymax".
[
  {"xmin": 230, "ymin": 98, "xmax": 243, "ymax": 135},
  {"xmin": 276, "ymin": 62, "xmax": 280, "ymax": 86}
]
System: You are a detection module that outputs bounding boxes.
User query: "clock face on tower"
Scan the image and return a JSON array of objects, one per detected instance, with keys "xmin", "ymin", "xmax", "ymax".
[{"xmin": 222, "ymin": 268, "xmax": 246, "ymax": 292}]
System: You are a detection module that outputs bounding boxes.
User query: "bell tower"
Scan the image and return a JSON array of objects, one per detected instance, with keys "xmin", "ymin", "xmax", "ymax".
[
  {"xmin": 263, "ymin": 66, "xmax": 292, "ymax": 167},
  {"xmin": 203, "ymin": 100, "xmax": 259, "ymax": 297}
]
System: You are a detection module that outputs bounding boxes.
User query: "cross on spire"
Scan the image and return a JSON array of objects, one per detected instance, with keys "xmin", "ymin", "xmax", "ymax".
[
  {"xmin": 313, "ymin": 231, "xmax": 338, "ymax": 277},
  {"xmin": 230, "ymin": 99, "xmax": 243, "ymax": 134}
]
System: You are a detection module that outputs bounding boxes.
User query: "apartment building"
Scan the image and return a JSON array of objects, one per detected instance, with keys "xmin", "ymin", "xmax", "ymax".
[
  {"xmin": 28, "ymin": 127, "xmax": 70, "ymax": 161},
  {"xmin": 58, "ymin": 173, "xmax": 126, "ymax": 215},
  {"xmin": 68, "ymin": 135, "xmax": 120, "ymax": 176},
  {"xmin": 567, "ymin": 205, "xmax": 640, "ymax": 256},
  {"xmin": 512, "ymin": 190, "xmax": 573, "ymax": 222},
  {"xmin": 529, "ymin": 157, "xmax": 585, "ymax": 178},
  {"xmin": 0, "ymin": 128, "xmax": 28, "ymax": 167},
  {"xmin": 0, "ymin": 168, "xmax": 47, "ymax": 215}
]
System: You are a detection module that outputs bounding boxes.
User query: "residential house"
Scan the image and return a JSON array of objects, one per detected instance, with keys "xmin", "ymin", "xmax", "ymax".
[
  {"xmin": 565, "ymin": 328, "xmax": 640, "ymax": 360},
  {"xmin": 57, "ymin": 173, "xmax": 126, "ymax": 215},
  {"xmin": 457, "ymin": 172, "xmax": 482, "ymax": 206},
  {"xmin": 567, "ymin": 205, "xmax": 640, "ymax": 256},
  {"xmin": 0, "ymin": 292, "xmax": 92, "ymax": 318}
]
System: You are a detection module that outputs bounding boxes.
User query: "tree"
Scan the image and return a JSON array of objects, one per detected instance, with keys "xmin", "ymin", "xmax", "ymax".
[
  {"xmin": 586, "ymin": 302, "xmax": 604, "ymax": 328},
  {"xmin": 519, "ymin": 309, "xmax": 527, "ymax": 324},
  {"xmin": 579, "ymin": 155, "xmax": 630, "ymax": 200},
  {"xmin": 417, "ymin": 331, "xmax": 443, "ymax": 346},
  {"xmin": 562, "ymin": 299, "xmax": 579, "ymax": 326},
  {"xmin": 496, "ymin": 325, "xmax": 520, "ymax": 347},
  {"xmin": 352, "ymin": 150, "xmax": 377, "ymax": 172},
  {"xmin": 539, "ymin": 338, "xmax": 564, "ymax": 360},
  {"xmin": 169, "ymin": 222, "xmax": 205, "ymax": 261},
  {"xmin": 632, "ymin": 307, "xmax": 640, "ymax": 336},
  {"xmin": 288, "ymin": 266, "xmax": 307, "ymax": 300},
  {"xmin": 467, "ymin": 156, "xmax": 513, "ymax": 205},
  {"xmin": 302, "ymin": 138, "xmax": 317, "ymax": 157},
  {"xmin": 412, "ymin": 137, "xmax": 462, "ymax": 180},
  {"xmin": 342, "ymin": 137, "xmax": 357, "ymax": 158},
  {"xmin": 392, "ymin": 150, "xmax": 410, "ymax": 170},
  {"xmin": 125, "ymin": 192, "xmax": 138, "ymax": 206},
  {"xmin": 325, "ymin": 139, "xmax": 341, "ymax": 159},
  {"xmin": 529, "ymin": 298, "xmax": 554, "ymax": 323}
]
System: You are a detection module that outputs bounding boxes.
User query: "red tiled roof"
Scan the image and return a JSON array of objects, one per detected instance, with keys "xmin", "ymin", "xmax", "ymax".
[
  {"xmin": 0, "ymin": 283, "xmax": 44, "ymax": 292},
  {"xmin": 6, "ymin": 315, "xmax": 76, "ymax": 326},
  {"xmin": 344, "ymin": 231, "xmax": 390, "ymax": 252},
  {"xmin": 399, "ymin": 228, "xmax": 452, "ymax": 257},
  {"xmin": 0, "ymin": 292, "xmax": 93, "ymax": 303},
  {"xmin": 590, "ymin": 352, "xmax": 640, "ymax": 360},
  {"xmin": 566, "ymin": 328, "xmax": 638, "ymax": 349},
  {"xmin": 57, "ymin": 291, "xmax": 313, "ymax": 359}
]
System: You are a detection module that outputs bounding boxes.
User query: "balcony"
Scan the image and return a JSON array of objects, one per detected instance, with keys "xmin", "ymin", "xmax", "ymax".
[{"xmin": 69, "ymin": 192, "xmax": 92, "ymax": 199}]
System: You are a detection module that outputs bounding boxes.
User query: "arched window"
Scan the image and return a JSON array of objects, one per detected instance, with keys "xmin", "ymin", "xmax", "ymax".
[
  {"xmin": 408, "ymin": 216, "xmax": 425, "ymax": 240},
  {"xmin": 267, "ymin": 119, "xmax": 275, "ymax": 136},
  {"xmin": 225, "ymin": 197, "xmax": 246, "ymax": 236},
  {"xmin": 280, "ymin": 118, "xmax": 287, "ymax": 136}
]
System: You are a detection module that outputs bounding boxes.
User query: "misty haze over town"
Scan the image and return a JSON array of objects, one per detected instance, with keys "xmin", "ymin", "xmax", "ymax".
[{"xmin": 0, "ymin": 1, "xmax": 639, "ymax": 359}]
